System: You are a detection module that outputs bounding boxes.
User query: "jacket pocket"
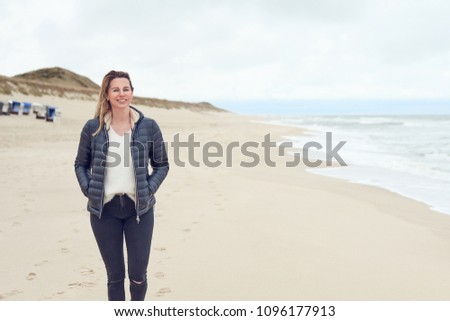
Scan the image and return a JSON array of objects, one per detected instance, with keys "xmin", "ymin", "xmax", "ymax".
[
  {"xmin": 146, "ymin": 180, "xmax": 154, "ymax": 196},
  {"xmin": 88, "ymin": 198, "xmax": 100, "ymax": 211},
  {"xmin": 85, "ymin": 180, "xmax": 92, "ymax": 198}
]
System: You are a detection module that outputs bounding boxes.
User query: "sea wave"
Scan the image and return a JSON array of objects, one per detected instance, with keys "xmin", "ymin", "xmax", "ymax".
[{"xmin": 275, "ymin": 115, "xmax": 450, "ymax": 215}]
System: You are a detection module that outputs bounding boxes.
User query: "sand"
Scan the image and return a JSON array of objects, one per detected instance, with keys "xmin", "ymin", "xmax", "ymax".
[{"xmin": 1, "ymin": 93, "xmax": 450, "ymax": 301}]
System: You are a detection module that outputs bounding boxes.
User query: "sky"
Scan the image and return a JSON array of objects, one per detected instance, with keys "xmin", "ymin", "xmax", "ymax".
[{"xmin": 1, "ymin": 0, "xmax": 450, "ymax": 114}]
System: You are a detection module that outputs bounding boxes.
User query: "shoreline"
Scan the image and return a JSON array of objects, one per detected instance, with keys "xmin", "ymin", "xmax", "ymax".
[
  {"xmin": 306, "ymin": 165, "xmax": 450, "ymax": 217},
  {"xmin": 257, "ymin": 116, "xmax": 450, "ymax": 217},
  {"xmin": 2, "ymin": 94, "xmax": 450, "ymax": 300}
]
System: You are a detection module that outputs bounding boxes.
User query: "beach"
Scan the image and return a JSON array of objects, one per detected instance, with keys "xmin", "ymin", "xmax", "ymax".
[{"xmin": 2, "ymin": 94, "xmax": 450, "ymax": 301}]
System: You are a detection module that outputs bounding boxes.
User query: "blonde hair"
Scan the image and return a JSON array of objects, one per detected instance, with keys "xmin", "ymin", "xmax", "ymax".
[{"xmin": 93, "ymin": 70, "xmax": 134, "ymax": 136}]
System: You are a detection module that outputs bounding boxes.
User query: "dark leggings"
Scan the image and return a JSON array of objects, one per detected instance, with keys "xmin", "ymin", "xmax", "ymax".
[{"xmin": 90, "ymin": 194, "xmax": 154, "ymax": 301}]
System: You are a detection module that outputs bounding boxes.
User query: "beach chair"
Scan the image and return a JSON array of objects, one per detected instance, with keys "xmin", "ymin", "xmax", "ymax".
[
  {"xmin": 2, "ymin": 101, "xmax": 11, "ymax": 115},
  {"xmin": 22, "ymin": 102, "xmax": 32, "ymax": 115},
  {"xmin": 9, "ymin": 101, "xmax": 21, "ymax": 115},
  {"xmin": 33, "ymin": 103, "xmax": 46, "ymax": 119},
  {"xmin": 54, "ymin": 107, "xmax": 62, "ymax": 123},
  {"xmin": 45, "ymin": 106, "xmax": 56, "ymax": 122}
]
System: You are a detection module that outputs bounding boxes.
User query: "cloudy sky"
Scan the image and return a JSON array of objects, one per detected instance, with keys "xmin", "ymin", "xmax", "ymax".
[{"xmin": 1, "ymin": 0, "xmax": 450, "ymax": 113}]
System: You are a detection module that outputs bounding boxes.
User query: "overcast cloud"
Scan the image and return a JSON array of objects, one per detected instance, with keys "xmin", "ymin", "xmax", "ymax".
[{"xmin": 1, "ymin": 0, "xmax": 450, "ymax": 105}]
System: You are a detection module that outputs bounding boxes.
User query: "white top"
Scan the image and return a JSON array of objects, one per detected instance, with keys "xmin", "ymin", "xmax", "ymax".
[{"xmin": 103, "ymin": 127, "xmax": 136, "ymax": 205}]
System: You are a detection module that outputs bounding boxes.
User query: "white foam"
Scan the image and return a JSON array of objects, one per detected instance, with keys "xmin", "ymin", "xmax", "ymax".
[{"xmin": 276, "ymin": 115, "xmax": 450, "ymax": 216}]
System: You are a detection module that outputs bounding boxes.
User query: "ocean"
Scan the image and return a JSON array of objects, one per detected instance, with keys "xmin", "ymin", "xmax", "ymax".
[{"xmin": 268, "ymin": 115, "xmax": 450, "ymax": 215}]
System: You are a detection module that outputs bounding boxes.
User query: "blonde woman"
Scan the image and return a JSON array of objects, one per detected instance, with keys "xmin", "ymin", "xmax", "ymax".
[{"xmin": 75, "ymin": 70, "xmax": 169, "ymax": 301}]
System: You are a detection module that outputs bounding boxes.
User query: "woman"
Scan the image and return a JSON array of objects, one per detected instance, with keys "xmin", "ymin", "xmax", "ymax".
[{"xmin": 74, "ymin": 70, "xmax": 169, "ymax": 301}]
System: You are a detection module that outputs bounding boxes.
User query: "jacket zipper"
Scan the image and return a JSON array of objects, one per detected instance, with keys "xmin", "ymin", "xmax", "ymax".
[
  {"xmin": 98, "ymin": 126, "xmax": 109, "ymax": 219},
  {"xmin": 131, "ymin": 123, "xmax": 140, "ymax": 224}
]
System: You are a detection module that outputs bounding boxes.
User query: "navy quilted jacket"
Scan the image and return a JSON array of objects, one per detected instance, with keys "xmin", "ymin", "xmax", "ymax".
[{"xmin": 74, "ymin": 106, "xmax": 169, "ymax": 220}]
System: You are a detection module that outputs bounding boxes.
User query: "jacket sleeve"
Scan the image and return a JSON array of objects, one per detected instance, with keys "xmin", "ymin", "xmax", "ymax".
[
  {"xmin": 74, "ymin": 121, "xmax": 92, "ymax": 197},
  {"xmin": 147, "ymin": 120, "xmax": 169, "ymax": 194}
]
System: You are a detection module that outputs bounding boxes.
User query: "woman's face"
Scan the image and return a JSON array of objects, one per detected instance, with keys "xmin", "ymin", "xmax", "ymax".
[{"xmin": 107, "ymin": 77, "xmax": 133, "ymax": 111}]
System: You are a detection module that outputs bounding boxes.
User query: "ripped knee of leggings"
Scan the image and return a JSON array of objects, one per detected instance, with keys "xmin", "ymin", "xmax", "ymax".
[
  {"xmin": 108, "ymin": 278, "xmax": 125, "ymax": 285},
  {"xmin": 130, "ymin": 276, "xmax": 147, "ymax": 286}
]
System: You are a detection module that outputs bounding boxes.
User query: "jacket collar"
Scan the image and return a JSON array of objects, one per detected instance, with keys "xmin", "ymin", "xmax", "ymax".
[{"xmin": 104, "ymin": 106, "xmax": 140, "ymax": 131}]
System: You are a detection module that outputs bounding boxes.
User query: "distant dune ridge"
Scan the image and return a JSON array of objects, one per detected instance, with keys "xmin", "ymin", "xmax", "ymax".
[{"xmin": 0, "ymin": 67, "xmax": 226, "ymax": 112}]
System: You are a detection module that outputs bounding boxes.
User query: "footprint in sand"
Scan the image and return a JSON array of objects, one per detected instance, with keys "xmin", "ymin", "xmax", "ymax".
[
  {"xmin": 61, "ymin": 248, "xmax": 69, "ymax": 253},
  {"xmin": 154, "ymin": 247, "xmax": 166, "ymax": 252},
  {"xmin": 154, "ymin": 272, "xmax": 165, "ymax": 279},
  {"xmin": 156, "ymin": 257, "xmax": 171, "ymax": 265},
  {"xmin": 12, "ymin": 222, "xmax": 21, "ymax": 227},
  {"xmin": 80, "ymin": 267, "xmax": 95, "ymax": 276},
  {"xmin": 26, "ymin": 272, "xmax": 36, "ymax": 280},
  {"xmin": 68, "ymin": 282, "xmax": 95, "ymax": 288},
  {"xmin": 0, "ymin": 290, "xmax": 23, "ymax": 299},
  {"xmin": 183, "ymin": 228, "xmax": 191, "ymax": 233},
  {"xmin": 34, "ymin": 260, "xmax": 49, "ymax": 267},
  {"xmin": 155, "ymin": 287, "xmax": 171, "ymax": 297}
]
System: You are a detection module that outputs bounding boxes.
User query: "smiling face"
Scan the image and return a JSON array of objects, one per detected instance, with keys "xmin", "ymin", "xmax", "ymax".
[{"xmin": 107, "ymin": 77, "xmax": 133, "ymax": 111}]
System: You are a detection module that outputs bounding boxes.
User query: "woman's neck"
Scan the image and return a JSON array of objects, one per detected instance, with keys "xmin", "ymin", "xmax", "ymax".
[
  {"xmin": 109, "ymin": 107, "xmax": 132, "ymax": 136},
  {"xmin": 111, "ymin": 107, "xmax": 130, "ymax": 126}
]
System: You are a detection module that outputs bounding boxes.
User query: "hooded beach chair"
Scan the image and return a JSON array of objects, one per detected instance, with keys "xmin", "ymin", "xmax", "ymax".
[
  {"xmin": 45, "ymin": 106, "xmax": 56, "ymax": 122},
  {"xmin": 33, "ymin": 103, "xmax": 46, "ymax": 119},
  {"xmin": 22, "ymin": 102, "xmax": 32, "ymax": 115},
  {"xmin": 2, "ymin": 101, "xmax": 11, "ymax": 115},
  {"xmin": 9, "ymin": 101, "xmax": 21, "ymax": 115}
]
